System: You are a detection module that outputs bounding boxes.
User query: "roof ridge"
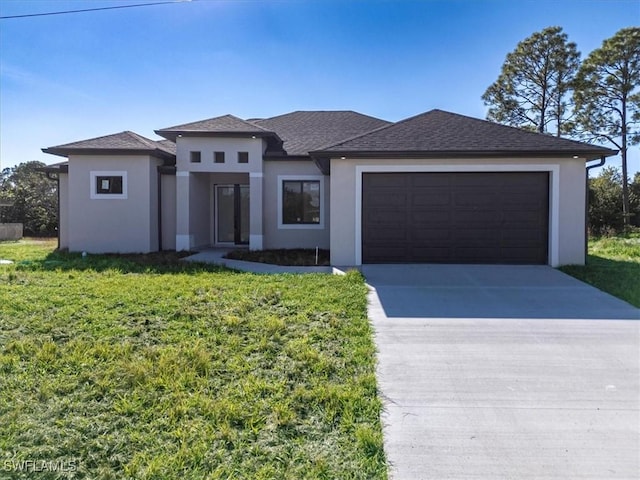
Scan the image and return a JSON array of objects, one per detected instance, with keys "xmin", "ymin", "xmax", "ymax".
[
  {"xmin": 158, "ymin": 113, "xmax": 273, "ymax": 132},
  {"xmin": 123, "ymin": 130, "xmax": 163, "ymax": 149}
]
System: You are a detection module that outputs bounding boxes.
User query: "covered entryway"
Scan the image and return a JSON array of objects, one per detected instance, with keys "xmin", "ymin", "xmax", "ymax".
[{"xmin": 362, "ymin": 172, "xmax": 549, "ymax": 264}]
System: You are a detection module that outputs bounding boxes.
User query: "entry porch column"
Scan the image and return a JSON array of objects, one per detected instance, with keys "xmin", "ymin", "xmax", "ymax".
[
  {"xmin": 175, "ymin": 171, "xmax": 192, "ymax": 251},
  {"xmin": 249, "ymin": 172, "xmax": 263, "ymax": 250}
]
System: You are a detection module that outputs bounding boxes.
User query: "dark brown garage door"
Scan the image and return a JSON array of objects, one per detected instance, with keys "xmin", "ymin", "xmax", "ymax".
[{"xmin": 362, "ymin": 172, "xmax": 549, "ymax": 264}]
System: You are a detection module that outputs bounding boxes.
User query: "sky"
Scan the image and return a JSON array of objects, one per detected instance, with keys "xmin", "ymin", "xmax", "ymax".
[{"xmin": 1, "ymin": 0, "xmax": 638, "ymax": 176}]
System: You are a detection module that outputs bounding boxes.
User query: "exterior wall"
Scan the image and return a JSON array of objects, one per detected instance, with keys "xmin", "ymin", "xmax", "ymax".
[
  {"xmin": 176, "ymin": 136, "xmax": 263, "ymax": 174},
  {"xmin": 59, "ymin": 172, "xmax": 69, "ymax": 249},
  {"xmin": 330, "ymin": 157, "xmax": 587, "ymax": 267},
  {"xmin": 66, "ymin": 154, "xmax": 163, "ymax": 253},
  {"xmin": 263, "ymin": 160, "xmax": 329, "ymax": 249},
  {"xmin": 160, "ymin": 174, "xmax": 176, "ymax": 250}
]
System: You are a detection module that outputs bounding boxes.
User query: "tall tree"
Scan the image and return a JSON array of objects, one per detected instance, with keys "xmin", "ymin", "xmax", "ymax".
[
  {"xmin": 0, "ymin": 161, "xmax": 58, "ymax": 236},
  {"xmin": 573, "ymin": 27, "xmax": 640, "ymax": 228},
  {"xmin": 483, "ymin": 26, "xmax": 580, "ymax": 136}
]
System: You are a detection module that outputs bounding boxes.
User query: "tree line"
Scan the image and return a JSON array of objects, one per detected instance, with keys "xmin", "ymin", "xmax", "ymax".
[
  {"xmin": 483, "ymin": 26, "xmax": 639, "ymax": 232},
  {"xmin": 0, "ymin": 161, "xmax": 57, "ymax": 236}
]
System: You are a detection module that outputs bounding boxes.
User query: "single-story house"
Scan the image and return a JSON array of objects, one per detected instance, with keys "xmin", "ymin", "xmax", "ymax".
[{"xmin": 42, "ymin": 109, "xmax": 616, "ymax": 266}]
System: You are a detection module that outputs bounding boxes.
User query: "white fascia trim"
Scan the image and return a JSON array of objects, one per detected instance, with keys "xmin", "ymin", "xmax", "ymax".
[
  {"xmin": 249, "ymin": 172, "xmax": 264, "ymax": 178},
  {"xmin": 89, "ymin": 170, "xmax": 127, "ymax": 200},
  {"xmin": 176, "ymin": 171, "xmax": 190, "ymax": 177},
  {"xmin": 354, "ymin": 164, "xmax": 560, "ymax": 267},
  {"xmin": 277, "ymin": 174, "xmax": 325, "ymax": 230}
]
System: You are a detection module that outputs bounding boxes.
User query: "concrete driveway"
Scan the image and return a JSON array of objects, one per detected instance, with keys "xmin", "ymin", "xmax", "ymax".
[{"xmin": 363, "ymin": 265, "xmax": 639, "ymax": 480}]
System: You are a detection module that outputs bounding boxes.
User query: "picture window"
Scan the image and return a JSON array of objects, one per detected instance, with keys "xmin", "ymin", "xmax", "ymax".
[{"xmin": 282, "ymin": 180, "xmax": 321, "ymax": 224}]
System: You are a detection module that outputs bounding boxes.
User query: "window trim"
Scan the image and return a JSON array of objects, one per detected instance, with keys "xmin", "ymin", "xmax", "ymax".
[
  {"xmin": 238, "ymin": 151, "xmax": 249, "ymax": 164},
  {"xmin": 214, "ymin": 151, "xmax": 225, "ymax": 163},
  {"xmin": 277, "ymin": 175, "xmax": 324, "ymax": 229},
  {"xmin": 90, "ymin": 171, "xmax": 127, "ymax": 199}
]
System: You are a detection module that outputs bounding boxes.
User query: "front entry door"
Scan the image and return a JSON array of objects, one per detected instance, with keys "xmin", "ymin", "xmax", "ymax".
[{"xmin": 216, "ymin": 185, "xmax": 249, "ymax": 244}]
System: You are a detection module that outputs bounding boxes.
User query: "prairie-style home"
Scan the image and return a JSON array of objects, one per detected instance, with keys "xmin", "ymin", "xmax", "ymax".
[{"xmin": 42, "ymin": 109, "xmax": 615, "ymax": 266}]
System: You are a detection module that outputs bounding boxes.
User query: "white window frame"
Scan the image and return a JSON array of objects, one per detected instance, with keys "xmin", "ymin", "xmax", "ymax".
[
  {"xmin": 277, "ymin": 175, "xmax": 324, "ymax": 229},
  {"xmin": 90, "ymin": 171, "xmax": 128, "ymax": 200}
]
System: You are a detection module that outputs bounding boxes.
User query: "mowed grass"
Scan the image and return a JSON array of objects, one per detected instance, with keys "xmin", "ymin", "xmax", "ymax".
[
  {"xmin": 560, "ymin": 236, "xmax": 640, "ymax": 307},
  {"xmin": 0, "ymin": 240, "xmax": 386, "ymax": 479}
]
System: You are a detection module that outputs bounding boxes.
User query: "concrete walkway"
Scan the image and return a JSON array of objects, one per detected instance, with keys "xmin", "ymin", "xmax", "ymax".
[
  {"xmin": 183, "ymin": 249, "xmax": 334, "ymax": 274},
  {"xmin": 363, "ymin": 265, "xmax": 639, "ymax": 479}
]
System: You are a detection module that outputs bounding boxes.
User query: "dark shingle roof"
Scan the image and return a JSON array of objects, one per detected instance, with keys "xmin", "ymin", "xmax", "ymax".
[
  {"xmin": 254, "ymin": 111, "xmax": 391, "ymax": 156},
  {"xmin": 315, "ymin": 109, "xmax": 617, "ymax": 159},
  {"xmin": 156, "ymin": 114, "xmax": 274, "ymax": 141},
  {"xmin": 156, "ymin": 139, "xmax": 176, "ymax": 155},
  {"xmin": 43, "ymin": 131, "xmax": 175, "ymax": 159}
]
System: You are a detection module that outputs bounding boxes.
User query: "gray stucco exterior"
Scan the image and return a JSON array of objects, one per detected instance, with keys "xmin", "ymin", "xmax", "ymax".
[{"xmin": 44, "ymin": 109, "xmax": 616, "ymax": 265}]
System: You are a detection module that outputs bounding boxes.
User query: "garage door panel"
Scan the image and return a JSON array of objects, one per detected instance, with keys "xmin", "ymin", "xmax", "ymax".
[
  {"xmin": 454, "ymin": 192, "xmax": 500, "ymax": 206},
  {"xmin": 411, "ymin": 210, "xmax": 451, "ymax": 224},
  {"xmin": 362, "ymin": 172, "xmax": 549, "ymax": 264},
  {"xmin": 366, "ymin": 192, "xmax": 408, "ymax": 208},
  {"xmin": 365, "ymin": 209, "xmax": 408, "ymax": 224},
  {"xmin": 411, "ymin": 228, "xmax": 452, "ymax": 241},
  {"xmin": 412, "ymin": 192, "xmax": 451, "ymax": 207},
  {"xmin": 368, "ymin": 229, "xmax": 409, "ymax": 241},
  {"xmin": 454, "ymin": 228, "xmax": 501, "ymax": 243},
  {"xmin": 452, "ymin": 210, "xmax": 502, "ymax": 225}
]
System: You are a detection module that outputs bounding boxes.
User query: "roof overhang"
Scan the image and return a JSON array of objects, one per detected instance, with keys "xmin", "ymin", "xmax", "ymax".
[
  {"xmin": 310, "ymin": 148, "xmax": 619, "ymax": 175},
  {"xmin": 42, "ymin": 147, "xmax": 175, "ymax": 161},
  {"xmin": 154, "ymin": 130, "xmax": 282, "ymax": 143}
]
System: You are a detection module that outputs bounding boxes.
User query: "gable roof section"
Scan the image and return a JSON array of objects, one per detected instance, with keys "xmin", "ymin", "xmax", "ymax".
[
  {"xmin": 313, "ymin": 109, "xmax": 617, "ymax": 160},
  {"xmin": 42, "ymin": 131, "xmax": 175, "ymax": 160},
  {"xmin": 254, "ymin": 111, "xmax": 392, "ymax": 156},
  {"xmin": 155, "ymin": 114, "xmax": 277, "ymax": 142}
]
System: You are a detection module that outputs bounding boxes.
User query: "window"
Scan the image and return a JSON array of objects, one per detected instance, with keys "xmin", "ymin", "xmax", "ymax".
[
  {"xmin": 214, "ymin": 151, "xmax": 225, "ymax": 163},
  {"xmin": 90, "ymin": 171, "xmax": 127, "ymax": 199},
  {"xmin": 282, "ymin": 180, "xmax": 321, "ymax": 224},
  {"xmin": 96, "ymin": 176, "xmax": 123, "ymax": 194},
  {"xmin": 190, "ymin": 151, "xmax": 201, "ymax": 163},
  {"xmin": 238, "ymin": 151, "xmax": 249, "ymax": 164}
]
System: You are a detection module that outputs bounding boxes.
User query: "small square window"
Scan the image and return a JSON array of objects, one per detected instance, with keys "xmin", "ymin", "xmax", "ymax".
[
  {"xmin": 96, "ymin": 176, "xmax": 123, "ymax": 194},
  {"xmin": 214, "ymin": 151, "xmax": 225, "ymax": 163},
  {"xmin": 238, "ymin": 151, "xmax": 249, "ymax": 164},
  {"xmin": 190, "ymin": 151, "xmax": 201, "ymax": 163},
  {"xmin": 90, "ymin": 171, "xmax": 127, "ymax": 199}
]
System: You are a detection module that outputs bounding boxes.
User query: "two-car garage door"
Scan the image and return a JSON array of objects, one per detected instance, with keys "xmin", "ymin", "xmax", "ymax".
[{"xmin": 362, "ymin": 172, "xmax": 549, "ymax": 264}]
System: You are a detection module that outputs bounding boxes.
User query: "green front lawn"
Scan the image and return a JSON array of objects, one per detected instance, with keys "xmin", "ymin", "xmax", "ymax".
[
  {"xmin": 560, "ymin": 236, "xmax": 640, "ymax": 307},
  {"xmin": 0, "ymin": 240, "xmax": 386, "ymax": 479}
]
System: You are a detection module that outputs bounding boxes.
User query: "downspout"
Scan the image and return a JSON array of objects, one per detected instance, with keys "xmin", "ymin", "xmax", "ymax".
[
  {"xmin": 585, "ymin": 156, "xmax": 606, "ymax": 263},
  {"xmin": 157, "ymin": 166, "xmax": 163, "ymax": 252},
  {"xmin": 46, "ymin": 171, "xmax": 61, "ymax": 250}
]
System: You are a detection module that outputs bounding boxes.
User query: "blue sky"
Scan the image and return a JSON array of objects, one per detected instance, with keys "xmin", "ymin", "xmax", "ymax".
[{"xmin": 1, "ymin": 0, "xmax": 638, "ymax": 175}]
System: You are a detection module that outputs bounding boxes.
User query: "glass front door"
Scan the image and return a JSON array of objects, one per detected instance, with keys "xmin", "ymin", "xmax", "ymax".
[{"xmin": 216, "ymin": 185, "xmax": 249, "ymax": 244}]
